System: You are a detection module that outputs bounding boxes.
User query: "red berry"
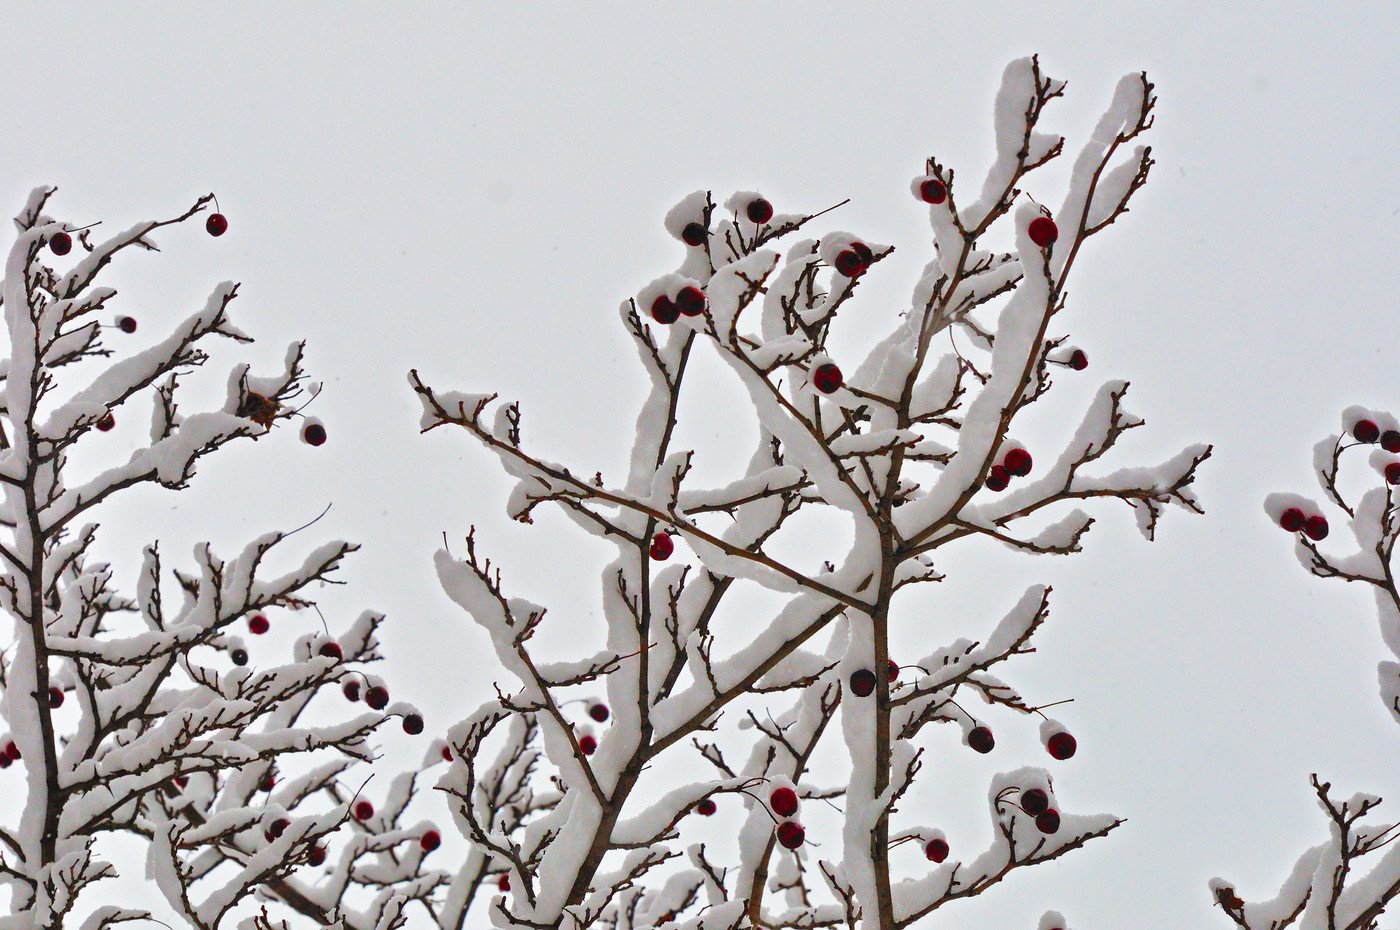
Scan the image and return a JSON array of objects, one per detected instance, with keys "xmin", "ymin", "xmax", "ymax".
[
  {"xmin": 1354, "ymin": 419, "xmax": 1381, "ymax": 443},
  {"xmin": 365, "ymin": 686, "xmax": 390, "ymax": 710},
  {"xmin": 1279, "ymin": 508, "xmax": 1306, "ymax": 532},
  {"xmin": 266, "ymin": 818, "xmax": 289, "ymax": 841},
  {"xmin": 649, "ymin": 532, "xmax": 674, "ymax": 561},
  {"xmin": 50, "ymin": 231, "xmax": 72, "ymax": 256},
  {"xmin": 813, "ymin": 363, "xmax": 843, "ymax": 395},
  {"xmin": 343, "ymin": 680, "xmax": 361, "ymax": 702},
  {"xmin": 48, "ymin": 688, "xmax": 64, "ymax": 709},
  {"xmin": 1003, "ymin": 448, "xmax": 1032, "ymax": 477},
  {"xmin": 848, "ymin": 668, "xmax": 877, "ymax": 698},
  {"xmin": 308, "ymin": 844, "xmax": 326, "ymax": 866},
  {"xmin": 681, "ymin": 222, "xmax": 708, "ymax": 247},
  {"xmin": 775, "ymin": 821, "xmax": 805, "ymax": 850},
  {"xmin": 1304, "ymin": 515, "xmax": 1329, "ymax": 541},
  {"xmin": 851, "ymin": 241, "xmax": 874, "ymax": 263},
  {"xmin": 353, "ymin": 800, "xmax": 374, "ymax": 821},
  {"xmin": 231, "ymin": 648, "xmax": 248, "ymax": 666},
  {"xmin": 746, "ymin": 198, "xmax": 773, "ymax": 225},
  {"xmin": 1046, "ymin": 731, "xmax": 1077, "ymax": 760},
  {"xmin": 918, "ymin": 178, "xmax": 947, "ymax": 205},
  {"xmin": 174, "ymin": 776, "xmax": 188, "ymax": 789},
  {"xmin": 967, "ymin": 726, "xmax": 994, "ymax": 754},
  {"xmin": 833, "ymin": 249, "xmax": 867, "ymax": 278},
  {"xmin": 497, "ymin": 874, "xmax": 511, "ymax": 892},
  {"xmin": 769, "ymin": 787, "xmax": 799, "ymax": 818},
  {"xmin": 1020, "ymin": 788, "xmax": 1049, "ymax": 816},
  {"xmin": 924, "ymin": 837, "xmax": 949, "ymax": 863},
  {"xmin": 1383, "ymin": 430, "xmax": 1400, "ymax": 453},
  {"xmin": 1068, "ymin": 349, "xmax": 1088, "ymax": 371},
  {"xmin": 403, "ymin": 713, "xmax": 424, "ymax": 735},
  {"xmin": 984, "ymin": 465, "xmax": 1010, "ymax": 492},
  {"xmin": 1386, "ymin": 462, "xmax": 1400, "ymax": 486},
  {"xmin": 5, "ymin": 741, "xmax": 19, "ymax": 761},
  {"xmin": 886, "ymin": 658, "xmax": 899, "ymax": 681},
  {"xmin": 116, "ymin": 316, "xmax": 137, "ymax": 334},
  {"xmin": 420, "ymin": 830, "xmax": 441, "ymax": 852},
  {"xmin": 579, "ymin": 734, "xmax": 598, "ymax": 755},
  {"xmin": 441, "ymin": 745, "xmax": 453, "ymax": 762},
  {"xmin": 588, "ymin": 703, "xmax": 610, "ymax": 723},
  {"xmin": 1027, "ymin": 216, "xmax": 1058, "ymax": 248},
  {"xmin": 261, "ymin": 773, "xmax": 276, "ymax": 791},
  {"xmin": 1035, "ymin": 809, "xmax": 1062, "ymax": 834},
  {"xmin": 318, "ymin": 642, "xmax": 343, "ymax": 660},
  {"xmin": 96, "ymin": 412, "xmax": 115, "ymax": 432},
  {"xmin": 676, "ymin": 285, "xmax": 706, "ymax": 317},
  {"xmin": 650, "ymin": 294, "xmax": 679, "ymax": 325},
  {"xmin": 206, "ymin": 213, "xmax": 228, "ymax": 237},
  {"xmin": 302, "ymin": 422, "xmax": 327, "ymax": 446},
  {"xmin": 695, "ymin": 798, "xmax": 717, "ymax": 816},
  {"xmin": 248, "ymin": 614, "xmax": 270, "ymax": 635}
]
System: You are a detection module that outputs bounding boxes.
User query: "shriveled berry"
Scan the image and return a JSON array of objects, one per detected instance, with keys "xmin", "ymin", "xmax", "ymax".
[
  {"xmin": 5, "ymin": 741, "xmax": 19, "ymax": 761},
  {"xmin": 302, "ymin": 422, "xmax": 327, "ymax": 446},
  {"xmin": 1068, "ymin": 349, "xmax": 1088, "ymax": 370},
  {"xmin": 308, "ymin": 845, "xmax": 326, "ymax": 866},
  {"xmin": 265, "ymin": 818, "xmax": 289, "ymax": 841}
]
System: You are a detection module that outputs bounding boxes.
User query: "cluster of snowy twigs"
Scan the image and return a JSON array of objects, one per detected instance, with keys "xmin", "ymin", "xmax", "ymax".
[
  {"xmin": 1210, "ymin": 410, "xmax": 1400, "ymax": 929},
  {"xmin": 413, "ymin": 57, "xmax": 1209, "ymax": 930}
]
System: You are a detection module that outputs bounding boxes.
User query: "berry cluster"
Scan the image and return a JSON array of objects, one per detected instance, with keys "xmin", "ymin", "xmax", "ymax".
[{"xmin": 985, "ymin": 447, "xmax": 1033, "ymax": 493}]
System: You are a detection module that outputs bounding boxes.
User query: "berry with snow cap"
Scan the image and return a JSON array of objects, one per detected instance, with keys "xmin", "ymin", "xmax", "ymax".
[
  {"xmin": 1003, "ymin": 448, "xmax": 1032, "ymax": 477},
  {"xmin": 301, "ymin": 421, "xmax": 327, "ymax": 447},
  {"xmin": 1020, "ymin": 788, "xmax": 1050, "ymax": 816},
  {"xmin": 681, "ymin": 222, "xmax": 707, "ymax": 247},
  {"xmin": 365, "ymin": 685, "xmax": 389, "ymax": 710},
  {"xmin": 403, "ymin": 713, "xmax": 424, "ymax": 735},
  {"xmin": 745, "ymin": 197, "xmax": 773, "ymax": 225},
  {"xmin": 984, "ymin": 465, "xmax": 1010, "ymax": 492},
  {"xmin": 813, "ymin": 363, "xmax": 843, "ymax": 395},
  {"xmin": 1279, "ymin": 508, "xmax": 1306, "ymax": 532},
  {"xmin": 1028, "ymin": 215, "xmax": 1058, "ymax": 248},
  {"xmin": 1386, "ymin": 462, "xmax": 1400, "ymax": 485},
  {"xmin": 675, "ymin": 285, "xmax": 706, "ymax": 317},
  {"xmin": 1353, "ymin": 419, "xmax": 1381, "ymax": 443},
  {"xmin": 1383, "ymin": 430, "xmax": 1400, "ymax": 453},
  {"xmin": 650, "ymin": 294, "xmax": 679, "ymax": 325},
  {"xmin": 917, "ymin": 178, "xmax": 948, "ymax": 204},
  {"xmin": 1046, "ymin": 731, "xmax": 1077, "ymax": 760},
  {"xmin": 1068, "ymin": 349, "xmax": 1088, "ymax": 370}
]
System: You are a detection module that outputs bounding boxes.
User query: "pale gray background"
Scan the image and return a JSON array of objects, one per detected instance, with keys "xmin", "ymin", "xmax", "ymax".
[{"xmin": 3, "ymin": 2, "xmax": 1399, "ymax": 927}]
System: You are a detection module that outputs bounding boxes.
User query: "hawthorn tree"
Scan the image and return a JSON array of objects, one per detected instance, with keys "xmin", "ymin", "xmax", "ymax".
[
  {"xmin": 0, "ymin": 189, "xmax": 445, "ymax": 930},
  {"xmin": 1212, "ymin": 410, "xmax": 1400, "ymax": 928},
  {"xmin": 412, "ymin": 57, "xmax": 1209, "ymax": 930}
]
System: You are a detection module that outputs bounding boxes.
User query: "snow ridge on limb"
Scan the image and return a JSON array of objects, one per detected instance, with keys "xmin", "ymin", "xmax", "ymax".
[
  {"xmin": 415, "ymin": 57, "xmax": 1201, "ymax": 930},
  {"xmin": 1221, "ymin": 411, "xmax": 1400, "ymax": 927}
]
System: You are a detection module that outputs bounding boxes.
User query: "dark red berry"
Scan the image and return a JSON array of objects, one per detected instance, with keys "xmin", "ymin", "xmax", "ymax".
[
  {"xmin": 769, "ymin": 787, "xmax": 799, "ymax": 818},
  {"xmin": 48, "ymin": 688, "xmax": 64, "ymax": 709},
  {"xmin": 967, "ymin": 726, "xmax": 994, "ymax": 754},
  {"xmin": 174, "ymin": 776, "xmax": 188, "ymax": 789},
  {"xmin": 1003, "ymin": 448, "xmax": 1032, "ymax": 477},
  {"xmin": 746, "ymin": 198, "xmax": 773, "ymax": 225},
  {"xmin": 1068, "ymin": 349, "xmax": 1088, "ymax": 371},
  {"xmin": 834, "ymin": 249, "xmax": 867, "ymax": 278},
  {"xmin": 1035, "ymin": 809, "xmax": 1061, "ymax": 834},
  {"xmin": 919, "ymin": 178, "xmax": 948, "ymax": 205},
  {"xmin": 365, "ymin": 686, "xmax": 389, "ymax": 710},
  {"xmin": 775, "ymin": 821, "xmax": 805, "ymax": 849},
  {"xmin": 849, "ymin": 668, "xmax": 877, "ymax": 697},
  {"xmin": 1304, "ymin": 515, "xmax": 1329, "ymax": 541},
  {"xmin": 681, "ymin": 222, "xmax": 708, "ymax": 247},
  {"xmin": 96, "ymin": 412, "xmax": 115, "ymax": 432},
  {"xmin": 851, "ymin": 241, "xmax": 874, "ymax": 263},
  {"xmin": 318, "ymin": 642, "xmax": 343, "ymax": 661},
  {"xmin": 588, "ymin": 703, "xmax": 610, "ymax": 723},
  {"xmin": 1354, "ymin": 419, "xmax": 1381, "ymax": 443},
  {"xmin": 231, "ymin": 648, "xmax": 248, "ymax": 666},
  {"xmin": 1279, "ymin": 508, "xmax": 1306, "ymax": 532},
  {"xmin": 1386, "ymin": 462, "xmax": 1400, "ymax": 485},
  {"xmin": 924, "ymin": 837, "xmax": 949, "ymax": 863},
  {"xmin": 497, "ymin": 874, "xmax": 511, "ymax": 892},
  {"xmin": 1027, "ymin": 216, "xmax": 1058, "ymax": 248},
  {"xmin": 302, "ymin": 423, "xmax": 327, "ymax": 446},
  {"xmin": 0, "ymin": 756, "xmax": 9, "ymax": 769},
  {"xmin": 353, "ymin": 800, "xmax": 374, "ymax": 821},
  {"xmin": 813, "ymin": 363, "xmax": 843, "ymax": 395},
  {"xmin": 261, "ymin": 773, "xmax": 276, "ymax": 791},
  {"xmin": 420, "ymin": 829, "xmax": 441, "ymax": 852},
  {"xmin": 676, "ymin": 285, "xmax": 706, "ymax": 317},
  {"xmin": 441, "ymin": 745, "xmax": 453, "ymax": 762},
  {"xmin": 248, "ymin": 614, "xmax": 270, "ymax": 635},
  {"xmin": 887, "ymin": 659, "xmax": 899, "ymax": 681},
  {"xmin": 984, "ymin": 465, "xmax": 1010, "ymax": 492},
  {"xmin": 266, "ymin": 818, "xmax": 289, "ymax": 841},
  {"xmin": 403, "ymin": 713, "xmax": 424, "ymax": 735},
  {"xmin": 1383, "ymin": 430, "xmax": 1400, "ymax": 453},
  {"xmin": 649, "ymin": 532, "xmax": 674, "ymax": 561},
  {"xmin": 1020, "ymin": 788, "xmax": 1049, "ymax": 816},
  {"xmin": 308, "ymin": 844, "xmax": 326, "ymax": 866},
  {"xmin": 5, "ymin": 741, "xmax": 19, "ymax": 761},
  {"xmin": 343, "ymin": 680, "xmax": 361, "ymax": 702},
  {"xmin": 695, "ymin": 798, "xmax": 717, "ymax": 816},
  {"xmin": 650, "ymin": 294, "xmax": 679, "ymax": 324},
  {"xmin": 579, "ymin": 734, "xmax": 598, "ymax": 755},
  {"xmin": 50, "ymin": 231, "xmax": 72, "ymax": 256},
  {"xmin": 1046, "ymin": 731, "xmax": 1077, "ymax": 760},
  {"xmin": 117, "ymin": 316, "xmax": 137, "ymax": 334},
  {"xmin": 206, "ymin": 213, "xmax": 228, "ymax": 237}
]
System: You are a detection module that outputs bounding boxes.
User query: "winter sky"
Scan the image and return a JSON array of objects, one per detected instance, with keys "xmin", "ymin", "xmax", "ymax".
[{"xmin": 3, "ymin": 2, "xmax": 1400, "ymax": 926}]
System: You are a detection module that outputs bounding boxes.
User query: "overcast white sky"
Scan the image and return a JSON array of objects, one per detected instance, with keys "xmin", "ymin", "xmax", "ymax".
[{"xmin": 4, "ymin": 2, "xmax": 1400, "ymax": 927}]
